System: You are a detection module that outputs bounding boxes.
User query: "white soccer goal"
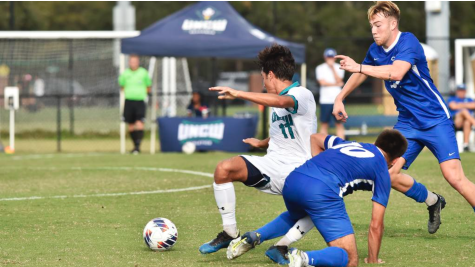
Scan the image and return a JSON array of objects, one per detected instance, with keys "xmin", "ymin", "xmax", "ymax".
[
  {"xmin": 455, "ymin": 39, "xmax": 475, "ymax": 98},
  {"xmin": 0, "ymin": 31, "xmax": 192, "ymax": 154}
]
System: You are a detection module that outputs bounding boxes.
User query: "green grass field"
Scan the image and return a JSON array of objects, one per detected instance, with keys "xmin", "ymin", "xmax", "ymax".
[{"xmin": 1, "ymin": 149, "xmax": 474, "ymax": 267}]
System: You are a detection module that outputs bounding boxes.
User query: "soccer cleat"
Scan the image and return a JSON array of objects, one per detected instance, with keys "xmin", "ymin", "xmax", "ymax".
[
  {"xmin": 427, "ymin": 193, "xmax": 446, "ymax": 234},
  {"xmin": 199, "ymin": 230, "xmax": 239, "ymax": 254},
  {"xmin": 130, "ymin": 149, "xmax": 140, "ymax": 155},
  {"xmin": 227, "ymin": 231, "xmax": 260, "ymax": 260},
  {"xmin": 266, "ymin": 245, "xmax": 290, "ymax": 265},
  {"xmin": 288, "ymin": 249, "xmax": 307, "ymax": 267}
]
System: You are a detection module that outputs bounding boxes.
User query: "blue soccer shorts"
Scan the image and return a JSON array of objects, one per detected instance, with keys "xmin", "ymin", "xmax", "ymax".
[
  {"xmin": 320, "ymin": 104, "xmax": 335, "ymax": 123},
  {"xmin": 282, "ymin": 170, "xmax": 354, "ymax": 243},
  {"xmin": 394, "ymin": 119, "xmax": 460, "ymax": 170}
]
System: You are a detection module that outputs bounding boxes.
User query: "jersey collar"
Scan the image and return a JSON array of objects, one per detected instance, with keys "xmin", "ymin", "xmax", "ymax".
[
  {"xmin": 279, "ymin": 81, "xmax": 300, "ymax": 96},
  {"xmin": 383, "ymin": 31, "xmax": 401, "ymax": 53}
]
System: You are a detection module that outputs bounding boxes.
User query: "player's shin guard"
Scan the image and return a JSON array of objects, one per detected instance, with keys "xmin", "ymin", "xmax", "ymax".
[
  {"xmin": 213, "ymin": 182, "xmax": 237, "ymax": 237},
  {"xmin": 306, "ymin": 247, "xmax": 349, "ymax": 267},
  {"xmin": 256, "ymin": 211, "xmax": 296, "ymax": 242},
  {"xmin": 404, "ymin": 179, "xmax": 428, "ymax": 203}
]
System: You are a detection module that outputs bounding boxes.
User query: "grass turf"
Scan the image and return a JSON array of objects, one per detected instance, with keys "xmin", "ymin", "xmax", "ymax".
[{"xmin": 0, "ymin": 149, "xmax": 474, "ymax": 266}]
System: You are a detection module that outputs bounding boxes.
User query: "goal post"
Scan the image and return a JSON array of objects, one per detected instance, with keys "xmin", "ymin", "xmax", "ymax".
[{"xmin": 455, "ymin": 39, "xmax": 475, "ymax": 98}]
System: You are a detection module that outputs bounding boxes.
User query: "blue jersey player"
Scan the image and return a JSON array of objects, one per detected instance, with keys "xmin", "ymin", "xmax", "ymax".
[
  {"xmin": 226, "ymin": 130, "xmax": 408, "ymax": 266},
  {"xmin": 334, "ymin": 1, "xmax": 475, "ymax": 233}
]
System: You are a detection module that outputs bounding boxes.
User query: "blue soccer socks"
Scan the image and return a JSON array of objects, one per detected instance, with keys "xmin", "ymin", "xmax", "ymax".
[
  {"xmin": 256, "ymin": 211, "xmax": 296, "ymax": 243},
  {"xmin": 404, "ymin": 179, "xmax": 429, "ymax": 203}
]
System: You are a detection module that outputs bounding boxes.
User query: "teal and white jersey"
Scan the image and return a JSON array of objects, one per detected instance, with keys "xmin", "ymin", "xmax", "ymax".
[
  {"xmin": 267, "ymin": 82, "xmax": 317, "ymax": 166},
  {"xmin": 241, "ymin": 82, "xmax": 317, "ymax": 195}
]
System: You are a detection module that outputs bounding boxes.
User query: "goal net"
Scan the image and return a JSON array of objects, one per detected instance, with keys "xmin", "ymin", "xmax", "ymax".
[{"xmin": 0, "ymin": 31, "xmax": 192, "ymax": 153}]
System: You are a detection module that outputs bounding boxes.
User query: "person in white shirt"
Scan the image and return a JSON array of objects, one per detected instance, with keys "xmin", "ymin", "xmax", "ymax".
[{"xmin": 316, "ymin": 48, "xmax": 345, "ymax": 138}]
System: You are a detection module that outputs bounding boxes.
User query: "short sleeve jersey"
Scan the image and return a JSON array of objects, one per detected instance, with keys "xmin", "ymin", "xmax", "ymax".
[
  {"xmin": 447, "ymin": 96, "xmax": 474, "ymax": 117},
  {"xmin": 362, "ymin": 32, "xmax": 450, "ymax": 130},
  {"xmin": 118, "ymin": 67, "xmax": 152, "ymax": 101},
  {"xmin": 267, "ymin": 82, "xmax": 318, "ymax": 165},
  {"xmin": 316, "ymin": 63, "xmax": 345, "ymax": 104},
  {"xmin": 294, "ymin": 136, "xmax": 391, "ymax": 207}
]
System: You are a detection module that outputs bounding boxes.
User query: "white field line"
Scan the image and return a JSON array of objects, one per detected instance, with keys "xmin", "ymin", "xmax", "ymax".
[
  {"xmin": 0, "ymin": 167, "xmax": 213, "ymax": 201},
  {"xmin": 3, "ymin": 153, "xmax": 103, "ymax": 161}
]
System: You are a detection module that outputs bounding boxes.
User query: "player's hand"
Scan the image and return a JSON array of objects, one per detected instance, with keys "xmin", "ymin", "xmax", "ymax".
[
  {"xmin": 332, "ymin": 99, "xmax": 348, "ymax": 122},
  {"xmin": 209, "ymin": 86, "xmax": 240, "ymax": 100},
  {"xmin": 364, "ymin": 258, "xmax": 385, "ymax": 264},
  {"xmin": 243, "ymin": 138, "xmax": 262, "ymax": 148},
  {"xmin": 335, "ymin": 55, "xmax": 360, "ymax": 73}
]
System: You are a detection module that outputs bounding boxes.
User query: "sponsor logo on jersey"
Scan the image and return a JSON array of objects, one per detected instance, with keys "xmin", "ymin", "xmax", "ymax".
[
  {"xmin": 178, "ymin": 120, "xmax": 225, "ymax": 145},
  {"xmin": 182, "ymin": 7, "xmax": 228, "ymax": 35}
]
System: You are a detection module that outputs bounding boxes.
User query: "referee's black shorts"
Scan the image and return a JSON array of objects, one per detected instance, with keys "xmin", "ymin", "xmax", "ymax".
[{"xmin": 123, "ymin": 99, "xmax": 146, "ymax": 124}]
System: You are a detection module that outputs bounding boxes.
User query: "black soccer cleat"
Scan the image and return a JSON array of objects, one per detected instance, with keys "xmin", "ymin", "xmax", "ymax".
[
  {"xmin": 427, "ymin": 193, "xmax": 446, "ymax": 234},
  {"xmin": 199, "ymin": 230, "xmax": 239, "ymax": 254}
]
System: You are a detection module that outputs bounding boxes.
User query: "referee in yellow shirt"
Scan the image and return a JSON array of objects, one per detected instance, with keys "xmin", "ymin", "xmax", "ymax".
[{"xmin": 119, "ymin": 55, "xmax": 152, "ymax": 154}]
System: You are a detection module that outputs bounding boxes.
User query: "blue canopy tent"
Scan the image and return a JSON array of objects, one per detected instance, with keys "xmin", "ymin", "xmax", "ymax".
[
  {"xmin": 120, "ymin": 1, "xmax": 307, "ymax": 152},
  {"xmin": 121, "ymin": 1, "xmax": 306, "ymax": 64}
]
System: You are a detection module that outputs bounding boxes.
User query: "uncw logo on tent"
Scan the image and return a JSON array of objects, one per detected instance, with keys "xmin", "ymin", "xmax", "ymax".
[
  {"xmin": 177, "ymin": 120, "xmax": 225, "ymax": 146},
  {"xmin": 181, "ymin": 7, "xmax": 228, "ymax": 35}
]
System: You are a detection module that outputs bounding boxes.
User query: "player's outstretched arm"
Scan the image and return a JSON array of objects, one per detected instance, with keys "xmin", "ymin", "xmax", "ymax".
[
  {"xmin": 366, "ymin": 201, "xmax": 386, "ymax": 264},
  {"xmin": 243, "ymin": 137, "xmax": 270, "ymax": 149},
  {"xmin": 209, "ymin": 87, "xmax": 295, "ymax": 108},
  {"xmin": 310, "ymin": 133, "xmax": 327, "ymax": 157},
  {"xmin": 333, "ymin": 73, "xmax": 368, "ymax": 122},
  {"xmin": 336, "ymin": 55, "xmax": 411, "ymax": 81}
]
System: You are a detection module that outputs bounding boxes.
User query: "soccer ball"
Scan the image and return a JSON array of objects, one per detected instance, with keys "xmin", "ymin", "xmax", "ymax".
[
  {"xmin": 182, "ymin": 141, "xmax": 196, "ymax": 155},
  {"xmin": 143, "ymin": 218, "xmax": 178, "ymax": 251}
]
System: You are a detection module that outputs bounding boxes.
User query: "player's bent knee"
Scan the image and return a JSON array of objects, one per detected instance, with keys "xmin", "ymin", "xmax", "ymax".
[{"xmin": 214, "ymin": 160, "xmax": 232, "ymax": 183}]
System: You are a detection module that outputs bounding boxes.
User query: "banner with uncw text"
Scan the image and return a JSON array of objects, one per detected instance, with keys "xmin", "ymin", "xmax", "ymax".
[{"xmin": 157, "ymin": 117, "xmax": 258, "ymax": 152}]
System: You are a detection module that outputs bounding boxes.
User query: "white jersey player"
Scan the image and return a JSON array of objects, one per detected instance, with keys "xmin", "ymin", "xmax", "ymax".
[
  {"xmin": 199, "ymin": 44, "xmax": 317, "ymax": 265},
  {"xmin": 242, "ymin": 84, "xmax": 317, "ymax": 195}
]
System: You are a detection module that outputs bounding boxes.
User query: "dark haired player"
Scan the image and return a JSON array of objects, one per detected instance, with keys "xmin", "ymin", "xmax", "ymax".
[
  {"xmin": 199, "ymin": 44, "xmax": 317, "ymax": 259},
  {"xmin": 334, "ymin": 1, "xmax": 475, "ymax": 232},
  {"xmin": 227, "ymin": 130, "xmax": 408, "ymax": 266}
]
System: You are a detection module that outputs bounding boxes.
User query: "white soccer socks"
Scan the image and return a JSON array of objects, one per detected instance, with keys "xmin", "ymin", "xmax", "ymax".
[
  {"xmin": 425, "ymin": 190, "xmax": 439, "ymax": 206},
  {"xmin": 213, "ymin": 182, "xmax": 238, "ymax": 238},
  {"xmin": 276, "ymin": 216, "xmax": 314, "ymax": 247}
]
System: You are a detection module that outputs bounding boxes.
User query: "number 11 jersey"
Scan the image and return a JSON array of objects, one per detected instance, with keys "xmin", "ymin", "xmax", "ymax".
[{"xmin": 267, "ymin": 82, "xmax": 317, "ymax": 166}]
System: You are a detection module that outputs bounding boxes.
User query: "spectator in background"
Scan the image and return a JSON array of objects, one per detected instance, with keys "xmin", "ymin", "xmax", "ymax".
[
  {"xmin": 448, "ymin": 84, "xmax": 475, "ymax": 152},
  {"xmin": 187, "ymin": 91, "xmax": 209, "ymax": 118},
  {"xmin": 118, "ymin": 55, "xmax": 152, "ymax": 154},
  {"xmin": 316, "ymin": 48, "xmax": 345, "ymax": 138},
  {"xmin": 32, "ymin": 75, "xmax": 45, "ymax": 111}
]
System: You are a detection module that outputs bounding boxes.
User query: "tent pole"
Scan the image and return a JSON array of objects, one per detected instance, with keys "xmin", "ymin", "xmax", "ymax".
[
  {"xmin": 148, "ymin": 57, "xmax": 157, "ymax": 154},
  {"xmin": 211, "ymin": 57, "xmax": 218, "ymax": 116}
]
